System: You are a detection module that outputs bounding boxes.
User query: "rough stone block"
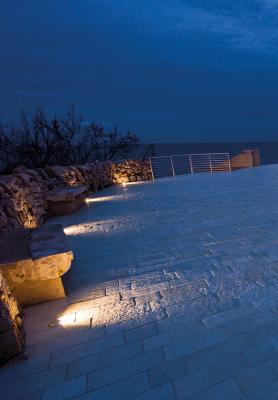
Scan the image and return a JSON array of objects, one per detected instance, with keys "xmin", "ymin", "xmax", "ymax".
[
  {"xmin": 242, "ymin": 341, "xmax": 276, "ymax": 366},
  {"xmin": 187, "ymin": 378, "xmax": 242, "ymax": 400},
  {"xmin": 87, "ymin": 348, "xmax": 164, "ymax": 391},
  {"xmin": 143, "ymin": 322, "xmax": 205, "ymax": 352},
  {"xmin": 78, "ymin": 372, "xmax": 149, "ymax": 400},
  {"xmin": 67, "ymin": 340, "xmax": 142, "ymax": 379},
  {"xmin": 0, "ymin": 354, "xmax": 51, "ymax": 385},
  {"xmin": 202, "ymin": 304, "xmax": 255, "ymax": 328},
  {"xmin": 0, "ymin": 225, "xmax": 73, "ymax": 306},
  {"xmin": 51, "ymin": 332, "xmax": 124, "ymax": 367},
  {"xmin": 174, "ymin": 354, "xmax": 248, "ymax": 399},
  {"xmin": 235, "ymin": 357, "xmax": 278, "ymax": 395},
  {"xmin": 0, "ymin": 364, "xmax": 67, "ymax": 400},
  {"xmin": 164, "ymin": 328, "xmax": 226, "ymax": 361},
  {"xmin": 124, "ymin": 322, "xmax": 157, "ymax": 343},
  {"xmin": 121, "ymin": 383, "xmax": 176, "ymax": 400},
  {"xmin": 149, "ymin": 357, "xmax": 189, "ymax": 387},
  {"xmin": 46, "ymin": 185, "xmax": 89, "ymax": 216},
  {"xmin": 42, "ymin": 375, "xmax": 86, "ymax": 400}
]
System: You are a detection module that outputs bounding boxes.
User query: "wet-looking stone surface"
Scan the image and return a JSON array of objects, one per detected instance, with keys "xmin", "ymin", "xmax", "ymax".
[{"xmin": 2, "ymin": 165, "xmax": 278, "ymax": 399}]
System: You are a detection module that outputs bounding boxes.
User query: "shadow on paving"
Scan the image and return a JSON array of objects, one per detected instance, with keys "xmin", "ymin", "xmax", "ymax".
[{"xmin": 2, "ymin": 166, "xmax": 278, "ymax": 399}]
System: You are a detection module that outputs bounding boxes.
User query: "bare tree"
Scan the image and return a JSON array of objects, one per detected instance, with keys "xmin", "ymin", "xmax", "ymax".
[
  {"xmin": 0, "ymin": 121, "xmax": 22, "ymax": 173},
  {"xmin": 15, "ymin": 109, "xmax": 60, "ymax": 167},
  {"xmin": 0, "ymin": 107, "xmax": 139, "ymax": 172},
  {"xmin": 140, "ymin": 143, "xmax": 155, "ymax": 160}
]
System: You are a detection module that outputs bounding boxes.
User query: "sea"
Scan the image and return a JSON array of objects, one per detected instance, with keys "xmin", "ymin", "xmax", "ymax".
[{"xmin": 131, "ymin": 143, "xmax": 278, "ymax": 165}]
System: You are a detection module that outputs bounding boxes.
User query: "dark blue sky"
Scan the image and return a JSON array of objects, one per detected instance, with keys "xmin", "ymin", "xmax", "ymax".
[{"xmin": 1, "ymin": 1, "xmax": 278, "ymax": 142}]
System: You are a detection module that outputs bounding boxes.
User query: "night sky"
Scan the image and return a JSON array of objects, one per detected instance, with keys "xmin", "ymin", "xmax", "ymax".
[{"xmin": 1, "ymin": 1, "xmax": 278, "ymax": 142}]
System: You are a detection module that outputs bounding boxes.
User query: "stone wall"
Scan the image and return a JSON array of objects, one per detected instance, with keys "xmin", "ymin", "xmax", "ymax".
[
  {"xmin": 0, "ymin": 169, "xmax": 47, "ymax": 232},
  {"xmin": 230, "ymin": 149, "xmax": 261, "ymax": 170},
  {"xmin": 0, "ymin": 270, "xmax": 24, "ymax": 364},
  {"xmin": 0, "ymin": 160, "xmax": 152, "ymax": 234},
  {"xmin": 110, "ymin": 160, "xmax": 152, "ymax": 183}
]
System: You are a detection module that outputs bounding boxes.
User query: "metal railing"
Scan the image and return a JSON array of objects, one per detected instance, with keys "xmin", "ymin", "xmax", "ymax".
[{"xmin": 149, "ymin": 153, "xmax": 231, "ymax": 180}]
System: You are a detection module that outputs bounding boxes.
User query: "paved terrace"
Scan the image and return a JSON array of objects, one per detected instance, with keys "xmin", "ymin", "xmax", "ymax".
[{"xmin": 2, "ymin": 165, "xmax": 278, "ymax": 400}]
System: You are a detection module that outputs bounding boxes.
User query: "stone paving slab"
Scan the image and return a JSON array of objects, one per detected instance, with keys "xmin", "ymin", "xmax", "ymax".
[{"xmin": 2, "ymin": 166, "xmax": 278, "ymax": 399}]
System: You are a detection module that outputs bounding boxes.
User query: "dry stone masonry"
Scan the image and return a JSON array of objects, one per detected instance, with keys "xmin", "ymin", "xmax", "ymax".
[
  {"xmin": 0, "ymin": 225, "xmax": 73, "ymax": 307},
  {"xmin": 0, "ymin": 270, "xmax": 24, "ymax": 365},
  {"xmin": 0, "ymin": 152, "xmax": 255, "ymax": 365},
  {"xmin": 0, "ymin": 160, "xmax": 152, "ymax": 234},
  {"xmin": 0, "ymin": 159, "xmax": 151, "ymax": 363},
  {"xmin": 0, "ymin": 168, "xmax": 47, "ymax": 232},
  {"xmin": 110, "ymin": 160, "xmax": 152, "ymax": 183},
  {"xmin": 0, "ymin": 151, "xmax": 259, "ymax": 234}
]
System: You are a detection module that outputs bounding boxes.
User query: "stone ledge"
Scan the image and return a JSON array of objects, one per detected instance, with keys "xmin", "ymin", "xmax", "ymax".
[
  {"xmin": 46, "ymin": 185, "xmax": 89, "ymax": 202},
  {"xmin": 0, "ymin": 160, "xmax": 152, "ymax": 233},
  {"xmin": 0, "ymin": 224, "xmax": 73, "ymax": 307},
  {"xmin": 46, "ymin": 185, "xmax": 89, "ymax": 216}
]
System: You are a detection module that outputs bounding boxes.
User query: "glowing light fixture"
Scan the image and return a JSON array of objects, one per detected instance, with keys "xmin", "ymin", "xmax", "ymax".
[
  {"xmin": 121, "ymin": 181, "xmax": 146, "ymax": 188},
  {"xmin": 50, "ymin": 307, "xmax": 100, "ymax": 329},
  {"xmin": 85, "ymin": 195, "xmax": 124, "ymax": 203},
  {"xmin": 57, "ymin": 312, "xmax": 76, "ymax": 327}
]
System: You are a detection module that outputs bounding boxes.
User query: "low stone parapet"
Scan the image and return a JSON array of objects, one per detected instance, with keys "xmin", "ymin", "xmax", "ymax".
[
  {"xmin": 230, "ymin": 149, "xmax": 261, "ymax": 170},
  {"xmin": 0, "ymin": 160, "xmax": 152, "ymax": 234},
  {"xmin": 0, "ymin": 224, "xmax": 73, "ymax": 307},
  {"xmin": 46, "ymin": 185, "xmax": 89, "ymax": 216}
]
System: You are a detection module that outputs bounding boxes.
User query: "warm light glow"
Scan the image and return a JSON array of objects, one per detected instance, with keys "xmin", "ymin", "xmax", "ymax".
[
  {"xmin": 57, "ymin": 312, "xmax": 76, "ymax": 326},
  {"xmin": 63, "ymin": 223, "xmax": 98, "ymax": 236},
  {"xmin": 63, "ymin": 215, "xmax": 135, "ymax": 236},
  {"xmin": 121, "ymin": 181, "xmax": 145, "ymax": 186},
  {"xmin": 85, "ymin": 195, "xmax": 124, "ymax": 203},
  {"xmin": 63, "ymin": 225, "xmax": 84, "ymax": 235},
  {"xmin": 55, "ymin": 307, "xmax": 99, "ymax": 328}
]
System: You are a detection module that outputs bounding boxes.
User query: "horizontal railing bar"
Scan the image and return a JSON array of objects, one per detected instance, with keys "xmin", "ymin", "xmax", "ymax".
[
  {"xmin": 172, "ymin": 159, "xmax": 190, "ymax": 161},
  {"xmin": 150, "ymin": 152, "xmax": 231, "ymax": 180},
  {"xmin": 150, "ymin": 155, "xmax": 173, "ymax": 159},
  {"xmin": 150, "ymin": 160, "xmax": 172, "ymax": 163},
  {"xmin": 150, "ymin": 152, "xmax": 229, "ymax": 160},
  {"xmin": 191, "ymin": 164, "xmax": 211, "ymax": 166},
  {"xmin": 151, "ymin": 165, "xmax": 173, "ymax": 168}
]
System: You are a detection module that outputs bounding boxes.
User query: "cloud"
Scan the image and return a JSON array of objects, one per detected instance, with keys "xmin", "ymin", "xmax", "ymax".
[
  {"xmin": 1, "ymin": 1, "xmax": 278, "ymax": 141},
  {"xmin": 92, "ymin": 0, "xmax": 278, "ymax": 52}
]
